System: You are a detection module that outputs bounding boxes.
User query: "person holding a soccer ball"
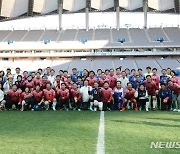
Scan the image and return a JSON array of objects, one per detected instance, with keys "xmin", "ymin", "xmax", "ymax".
[{"xmin": 158, "ymin": 83, "xmax": 172, "ymax": 111}]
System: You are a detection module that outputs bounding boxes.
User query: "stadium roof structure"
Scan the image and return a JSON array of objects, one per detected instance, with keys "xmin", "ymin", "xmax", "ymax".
[{"xmin": 0, "ymin": 0, "xmax": 179, "ymax": 18}]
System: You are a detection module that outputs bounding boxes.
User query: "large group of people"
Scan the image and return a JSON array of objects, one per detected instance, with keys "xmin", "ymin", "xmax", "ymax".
[{"xmin": 0, "ymin": 66, "xmax": 179, "ymax": 112}]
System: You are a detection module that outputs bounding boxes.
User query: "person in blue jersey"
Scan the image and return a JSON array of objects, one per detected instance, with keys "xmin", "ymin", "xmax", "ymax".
[
  {"xmin": 76, "ymin": 76, "xmax": 83, "ymax": 89},
  {"xmin": 137, "ymin": 68, "xmax": 145, "ymax": 82},
  {"xmin": 113, "ymin": 81, "xmax": 124, "ymax": 111},
  {"xmin": 129, "ymin": 69, "xmax": 137, "ymax": 88},
  {"xmin": 88, "ymin": 82, "xmax": 102, "ymax": 111},
  {"xmin": 134, "ymin": 75, "xmax": 144, "ymax": 90},
  {"xmin": 71, "ymin": 68, "xmax": 78, "ymax": 83},
  {"xmin": 158, "ymin": 83, "xmax": 172, "ymax": 111},
  {"xmin": 96, "ymin": 69, "xmax": 102, "ymax": 81},
  {"xmin": 160, "ymin": 69, "xmax": 169, "ymax": 85}
]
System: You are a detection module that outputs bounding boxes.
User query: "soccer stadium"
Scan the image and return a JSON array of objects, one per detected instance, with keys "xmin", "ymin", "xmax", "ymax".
[{"xmin": 0, "ymin": 0, "xmax": 179, "ymax": 153}]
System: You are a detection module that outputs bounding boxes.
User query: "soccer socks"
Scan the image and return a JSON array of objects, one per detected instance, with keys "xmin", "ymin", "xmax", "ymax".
[
  {"xmin": 153, "ymin": 100, "xmax": 157, "ymax": 109},
  {"xmin": 146, "ymin": 102, "xmax": 149, "ymax": 112},
  {"xmin": 90, "ymin": 102, "xmax": 94, "ymax": 111},
  {"xmin": 52, "ymin": 101, "xmax": 57, "ymax": 111}
]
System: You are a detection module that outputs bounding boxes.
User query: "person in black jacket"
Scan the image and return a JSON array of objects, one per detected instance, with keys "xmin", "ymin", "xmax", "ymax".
[{"xmin": 135, "ymin": 84, "xmax": 149, "ymax": 112}]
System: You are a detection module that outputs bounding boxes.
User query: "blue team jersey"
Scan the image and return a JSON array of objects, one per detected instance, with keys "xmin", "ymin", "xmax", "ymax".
[
  {"xmin": 71, "ymin": 74, "xmax": 78, "ymax": 83},
  {"xmin": 89, "ymin": 88, "xmax": 101, "ymax": 101},
  {"xmin": 160, "ymin": 75, "xmax": 169, "ymax": 85},
  {"xmin": 158, "ymin": 88, "xmax": 172, "ymax": 99},
  {"xmin": 129, "ymin": 75, "xmax": 136, "ymax": 86},
  {"xmin": 133, "ymin": 80, "xmax": 144, "ymax": 89}
]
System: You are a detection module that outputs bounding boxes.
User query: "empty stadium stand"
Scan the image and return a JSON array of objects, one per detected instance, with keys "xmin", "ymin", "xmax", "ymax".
[
  {"xmin": 0, "ymin": 57, "xmax": 179, "ymax": 74},
  {"xmin": 0, "ymin": 27, "xmax": 179, "ymax": 47}
]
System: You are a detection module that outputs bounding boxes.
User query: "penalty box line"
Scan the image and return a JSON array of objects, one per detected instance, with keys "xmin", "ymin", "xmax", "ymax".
[{"xmin": 97, "ymin": 111, "xmax": 105, "ymax": 154}]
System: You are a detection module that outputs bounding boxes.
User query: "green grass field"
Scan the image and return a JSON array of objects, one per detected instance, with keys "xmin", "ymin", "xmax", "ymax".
[{"xmin": 0, "ymin": 110, "xmax": 179, "ymax": 154}]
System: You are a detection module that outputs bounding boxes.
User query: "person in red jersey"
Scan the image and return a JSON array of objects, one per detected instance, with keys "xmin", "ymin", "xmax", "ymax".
[
  {"xmin": 65, "ymin": 76, "xmax": 74, "ymax": 90},
  {"xmin": 100, "ymin": 81, "xmax": 113, "ymax": 111},
  {"xmin": 99, "ymin": 72, "xmax": 109, "ymax": 87},
  {"xmin": 169, "ymin": 70, "xmax": 180, "ymax": 85},
  {"xmin": 41, "ymin": 76, "xmax": 51, "ymax": 90},
  {"xmin": 151, "ymin": 68, "xmax": 161, "ymax": 109},
  {"xmin": 61, "ymin": 70, "xmax": 68, "ymax": 82},
  {"xmin": 57, "ymin": 83, "xmax": 70, "ymax": 111},
  {"xmin": 168, "ymin": 80, "xmax": 180, "ymax": 112},
  {"xmin": 144, "ymin": 75, "xmax": 158, "ymax": 110},
  {"xmin": 116, "ymin": 67, "xmax": 122, "ymax": 79},
  {"xmin": 23, "ymin": 75, "xmax": 34, "ymax": 91},
  {"xmin": 151, "ymin": 68, "xmax": 160, "ymax": 90},
  {"xmin": 53, "ymin": 75, "xmax": 62, "ymax": 91},
  {"xmin": 122, "ymin": 82, "xmax": 138, "ymax": 111},
  {"xmin": 33, "ymin": 72, "xmax": 42, "ymax": 87},
  {"xmin": 32, "ymin": 84, "xmax": 44, "ymax": 110},
  {"xmin": 87, "ymin": 71, "xmax": 97, "ymax": 87},
  {"xmin": 20, "ymin": 87, "xmax": 33, "ymax": 111},
  {"xmin": 107, "ymin": 69, "xmax": 117, "ymax": 89},
  {"xmin": 43, "ymin": 83, "xmax": 56, "ymax": 111},
  {"xmin": 6, "ymin": 84, "xmax": 21, "ymax": 110},
  {"xmin": 70, "ymin": 83, "xmax": 82, "ymax": 111}
]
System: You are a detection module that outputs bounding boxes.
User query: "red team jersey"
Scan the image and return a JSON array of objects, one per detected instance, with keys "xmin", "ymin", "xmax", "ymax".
[
  {"xmin": 169, "ymin": 76, "xmax": 180, "ymax": 84},
  {"xmin": 7, "ymin": 90, "xmax": 21, "ymax": 102},
  {"xmin": 20, "ymin": 92, "xmax": 32, "ymax": 102},
  {"xmin": 43, "ymin": 89, "xmax": 56, "ymax": 102},
  {"xmin": 107, "ymin": 75, "xmax": 117, "ymax": 89},
  {"xmin": 99, "ymin": 78, "xmax": 110, "ymax": 87},
  {"xmin": 23, "ymin": 80, "xmax": 34, "ymax": 90},
  {"xmin": 65, "ymin": 81, "xmax": 74, "ymax": 90},
  {"xmin": 41, "ymin": 80, "xmax": 51, "ymax": 90},
  {"xmin": 87, "ymin": 77, "xmax": 97, "ymax": 87},
  {"xmin": 168, "ymin": 83, "xmax": 180, "ymax": 94},
  {"xmin": 124, "ymin": 88, "xmax": 136, "ymax": 100},
  {"xmin": 57, "ymin": 89, "xmax": 69, "ymax": 100},
  {"xmin": 33, "ymin": 78, "xmax": 42, "ymax": 86},
  {"xmin": 144, "ymin": 80, "xmax": 157, "ymax": 95},
  {"xmin": 100, "ymin": 88, "xmax": 113, "ymax": 102},
  {"xmin": 151, "ymin": 75, "xmax": 160, "ymax": 90},
  {"xmin": 32, "ymin": 90, "xmax": 43, "ymax": 103},
  {"xmin": 70, "ymin": 89, "xmax": 82, "ymax": 101}
]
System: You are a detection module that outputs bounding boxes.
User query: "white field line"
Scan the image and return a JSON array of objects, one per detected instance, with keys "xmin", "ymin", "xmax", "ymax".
[{"xmin": 97, "ymin": 111, "xmax": 105, "ymax": 154}]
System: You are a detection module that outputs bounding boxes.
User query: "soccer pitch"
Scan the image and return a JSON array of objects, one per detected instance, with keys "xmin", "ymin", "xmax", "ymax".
[{"xmin": 0, "ymin": 111, "xmax": 179, "ymax": 154}]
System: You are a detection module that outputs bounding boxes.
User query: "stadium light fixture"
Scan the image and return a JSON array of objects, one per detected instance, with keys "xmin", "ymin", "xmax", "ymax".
[
  {"xmin": 43, "ymin": 40, "xmax": 51, "ymax": 44},
  {"xmin": 118, "ymin": 38, "xmax": 125, "ymax": 43},
  {"xmin": 156, "ymin": 37, "xmax": 164, "ymax": 43},
  {"xmin": 80, "ymin": 38, "xmax": 88, "ymax": 44},
  {"xmin": 7, "ymin": 40, "xmax": 14, "ymax": 45}
]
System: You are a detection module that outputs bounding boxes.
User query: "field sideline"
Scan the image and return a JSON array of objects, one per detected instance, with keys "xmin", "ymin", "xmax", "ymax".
[{"xmin": 0, "ymin": 110, "xmax": 179, "ymax": 154}]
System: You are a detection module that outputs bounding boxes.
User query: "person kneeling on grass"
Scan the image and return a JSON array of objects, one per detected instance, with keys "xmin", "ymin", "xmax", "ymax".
[
  {"xmin": 89, "ymin": 82, "xmax": 103, "ymax": 111},
  {"xmin": 43, "ymin": 83, "xmax": 56, "ymax": 111},
  {"xmin": 100, "ymin": 81, "xmax": 113, "ymax": 111},
  {"xmin": 113, "ymin": 81, "xmax": 124, "ymax": 111},
  {"xmin": 0, "ymin": 84, "xmax": 6, "ymax": 111},
  {"xmin": 6, "ymin": 84, "xmax": 21, "ymax": 110},
  {"xmin": 122, "ymin": 82, "xmax": 138, "ymax": 111},
  {"xmin": 158, "ymin": 83, "xmax": 172, "ymax": 111},
  {"xmin": 57, "ymin": 83, "xmax": 70, "ymax": 111},
  {"xmin": 134, "ymin": 84, "xmax": 149, "ymax": 112},
  {"xmin": 20, "ymin": 87, "xmax": 34, "ymax": 111},
  {"xmin": 32, "ymin": 85, "xmax": 44, "ymax": 111},
  {"xmin": 70, "ymin": 83, "xmax": 82, "ymax": 111}
]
